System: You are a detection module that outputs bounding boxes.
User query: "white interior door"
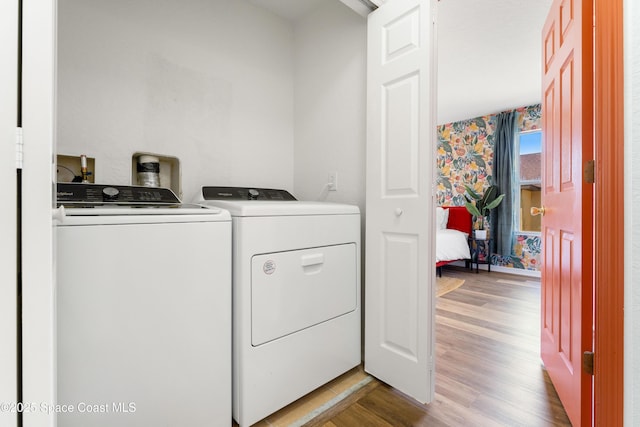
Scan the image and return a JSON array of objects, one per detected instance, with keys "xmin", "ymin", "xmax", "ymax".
[
  {"xmin": 364, "ymin": 0, "xmax": 436, "ymax": 403},
  {"xmin": 0, "ymin": 1, "xmax": 19, "ymax": 425}
]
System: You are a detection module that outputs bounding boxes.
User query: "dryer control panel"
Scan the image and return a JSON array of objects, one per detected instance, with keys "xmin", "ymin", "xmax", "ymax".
[{"xmin": 202, "ymin": 186, "xmax": 297, "ymax": 201}]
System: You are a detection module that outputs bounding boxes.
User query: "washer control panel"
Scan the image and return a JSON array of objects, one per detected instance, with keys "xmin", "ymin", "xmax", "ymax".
[
  {"xmin": 202, "ymin": 186, "xmax": 296, "ymax": 201},
  {"xmin": 57, "ymin": 183, "xmax": 181, "ymax": 207}
]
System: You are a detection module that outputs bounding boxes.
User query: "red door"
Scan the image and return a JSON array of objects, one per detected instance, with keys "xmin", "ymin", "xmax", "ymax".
[{"xmin": 540, "ymin": 0, "xmax": 593, "ymax": 425}]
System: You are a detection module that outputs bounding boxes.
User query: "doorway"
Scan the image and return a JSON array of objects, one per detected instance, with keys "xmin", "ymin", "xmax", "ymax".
[{"xmin": 433, "ymin": 0, "xmax": 556, "ymax": 421}]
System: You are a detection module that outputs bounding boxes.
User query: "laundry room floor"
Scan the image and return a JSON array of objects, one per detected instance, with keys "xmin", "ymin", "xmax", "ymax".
[{"xmin": 235, "ymin": 366, "xmax": 370, "ymax": 427}]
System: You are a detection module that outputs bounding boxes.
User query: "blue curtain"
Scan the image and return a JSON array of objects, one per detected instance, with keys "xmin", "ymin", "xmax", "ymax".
[{"xmin": 492, "ymin": 111, "xmax": 516, "ymax": 256}]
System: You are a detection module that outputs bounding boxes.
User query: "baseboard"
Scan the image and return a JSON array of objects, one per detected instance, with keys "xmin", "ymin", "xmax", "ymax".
[
  {"xmin": 487, "ymin": 265, "xmax": 541, "ymax": 278},
  {"xmin": 440, "ymin": 260, "xmax": 542, "ymax": 279}
]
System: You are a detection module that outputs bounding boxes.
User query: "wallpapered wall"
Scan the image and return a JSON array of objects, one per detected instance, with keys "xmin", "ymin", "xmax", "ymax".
[{"xmin": 436, "ymin": 104, "xmax": 542, "ymax": 272}]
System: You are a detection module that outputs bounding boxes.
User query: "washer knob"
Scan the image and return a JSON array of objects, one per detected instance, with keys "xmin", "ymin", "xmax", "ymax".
[
  {"xmin": 102, "ymin": 186, "xmax": 120, "ymax": 201},
  {"xmin": 248, "ymin": 189, "xmax": 259, "ymax": 200}
]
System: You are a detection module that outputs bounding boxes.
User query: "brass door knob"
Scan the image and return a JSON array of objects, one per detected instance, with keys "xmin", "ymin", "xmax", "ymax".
[{"xmin": 530, "ymin": 206, "xmax": 546, "ymax": 216}]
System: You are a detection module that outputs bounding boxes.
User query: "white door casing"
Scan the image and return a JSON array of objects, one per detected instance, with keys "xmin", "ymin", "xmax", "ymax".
[
  {"xmin": 364, "ymin": 0, "xmax": 436, "ymax": 403},
  {"xmin": 0, "ymin": 1, "xmax": 18, "ymax": 425},
  {"xmin": 21, "ymin": 0, "xmax": 57, "ymax": 426}
]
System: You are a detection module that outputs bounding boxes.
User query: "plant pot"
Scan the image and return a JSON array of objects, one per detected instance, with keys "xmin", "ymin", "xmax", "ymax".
[{"xmin": 475, "ymin": 229, "xmax": 487, "ymax": 240}]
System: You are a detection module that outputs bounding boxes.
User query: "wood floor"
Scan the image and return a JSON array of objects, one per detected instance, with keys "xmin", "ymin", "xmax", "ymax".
[{"xmin": 245, "ymin": 268, "xmax": 572, "ymax": 427}]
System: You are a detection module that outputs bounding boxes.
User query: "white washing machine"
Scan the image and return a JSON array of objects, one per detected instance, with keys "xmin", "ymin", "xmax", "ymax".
[
  {"xmin": 56, "ymin": 183, "xmax": 231, "ymax": 427},
  {"xmin": 197, "ymin": 186, "xmax": 361, "ymax": 427}
]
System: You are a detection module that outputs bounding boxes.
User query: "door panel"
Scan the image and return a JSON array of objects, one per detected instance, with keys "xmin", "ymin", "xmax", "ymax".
[
  {"xmin": 384, "ymin": 73, "xmax": 420, "ymax": 195},
  {"xmin": 0, "ymin": 1, "xmax": 18, "ymax": 425},
  {"xmin": 365, "ymin": 0, "xmax": 435, "ymax": 403},
  {"xmin": 381, "ymin": 233, "xmax": 419, "ymax": 361},
  {"xmin": 540, "ymin": 0, "xmax": 593, "ymax": 425}
]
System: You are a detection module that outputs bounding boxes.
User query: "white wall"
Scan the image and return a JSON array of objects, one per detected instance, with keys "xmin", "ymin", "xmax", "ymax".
[
  {"xmin": 57, "ymin": 0, "xmax": 296, "ymax": 202},
  {"xmin": 291, "ymin": 1, "xmax": 366, "ymax": 212},
  {"xmin": 624, "ymin": 0, "xmax": 639, "ymax": 424}
]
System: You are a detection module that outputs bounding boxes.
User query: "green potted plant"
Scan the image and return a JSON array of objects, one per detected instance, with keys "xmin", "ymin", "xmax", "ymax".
[{"xmin": 463, "ymin": 184, "xmax": 505, "ymax": 239}]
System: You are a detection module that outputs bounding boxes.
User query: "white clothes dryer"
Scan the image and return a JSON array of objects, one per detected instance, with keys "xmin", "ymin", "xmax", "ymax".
[
  {"xmin": 197, "ymin": 186, "xmax": 361, "ymax": 427},
  {"xmin": 56, "ymin": 183, "xmax": 231, "ymax": 427}
]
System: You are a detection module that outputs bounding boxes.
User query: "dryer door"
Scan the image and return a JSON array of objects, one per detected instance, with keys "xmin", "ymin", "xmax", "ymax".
[{"xmin": 251, "ymin": 243, "xmax": 357, "ymax": 346}]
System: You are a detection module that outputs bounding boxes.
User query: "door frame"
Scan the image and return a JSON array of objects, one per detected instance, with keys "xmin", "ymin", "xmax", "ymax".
[
  {"xmin": 593, "ymin": 0, "xmax": 624, "ymax": 424},
  {"xmin": 0, "ymin": 1, "xmax": 19, "ymax": 425},
  {"xmin": 21, "ymin": 0, "xmax": 57, "ymax": 425}
]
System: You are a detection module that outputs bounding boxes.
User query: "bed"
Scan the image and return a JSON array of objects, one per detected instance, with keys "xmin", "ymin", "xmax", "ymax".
[{"xmin": 436, "ymin": 206, "xmax": 472, "ymax": 277}]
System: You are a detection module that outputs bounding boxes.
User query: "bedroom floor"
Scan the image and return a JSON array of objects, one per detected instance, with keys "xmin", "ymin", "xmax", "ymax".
[{"xmin": 240, "ymin": 268, "xmax": 572, "ymax": 427}]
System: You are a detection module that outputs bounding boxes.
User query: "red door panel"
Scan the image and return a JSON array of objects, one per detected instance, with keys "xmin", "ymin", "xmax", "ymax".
[{"xmin": 540, "ymin": 0, "xmax": 593, "ymax": 425}]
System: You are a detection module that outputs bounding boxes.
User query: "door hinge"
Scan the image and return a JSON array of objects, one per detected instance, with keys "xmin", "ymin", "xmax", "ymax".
[
  {"xmin": 16, "ymin": 127, "xmax": 23, "ymax": 170},
  {"xmin": 583, "ymin": 351, "xmax": 594, "ymax": 375},
  {"xmin": 584, "ymin": 159, "xmax": 595, "ymax": 184}
]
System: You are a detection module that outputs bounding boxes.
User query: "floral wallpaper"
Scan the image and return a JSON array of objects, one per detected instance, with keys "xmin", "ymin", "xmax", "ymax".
[
  {"xmin": 493, "ymin": 233, "xmax": 542, "ymax": 270},
  {"xmin": 436, "ymin": 104, "xmax": 542, "ymax": 272}
]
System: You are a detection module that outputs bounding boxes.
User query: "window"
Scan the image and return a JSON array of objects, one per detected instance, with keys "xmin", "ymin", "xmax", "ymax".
[{"xmin": 515, "ymin": 130, "xmax": 542, "ymax": 232}]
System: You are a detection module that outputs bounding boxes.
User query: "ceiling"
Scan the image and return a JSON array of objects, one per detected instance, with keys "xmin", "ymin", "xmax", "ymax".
[
  {"xmin": 436, "ymin": 0, "xmax": 553, "ymax": 123},
  {"xmin": 247, "ymin": 0, "xmax": 325, "ymax": 21},
  {"xmin": 250, "ymin": 0, "xmax": 553, "ymax": 124}
]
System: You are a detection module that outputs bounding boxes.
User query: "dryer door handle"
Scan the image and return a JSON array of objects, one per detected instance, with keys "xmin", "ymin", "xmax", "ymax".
[{"xmin": 301, "ymin": 253, "xmax": 324, "ymax": 267}]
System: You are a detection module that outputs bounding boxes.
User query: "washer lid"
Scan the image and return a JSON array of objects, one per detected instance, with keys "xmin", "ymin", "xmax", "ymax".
[
  {"xmin": 198, "ymin": 200, "xmax": 359, "ymax": 217},
  {"xmin": 62, "ymin": 204, "xmax": 225, "ymax": 216}
]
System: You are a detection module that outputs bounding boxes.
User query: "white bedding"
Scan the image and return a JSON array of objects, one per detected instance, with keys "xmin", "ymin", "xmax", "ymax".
[{"xmin": 436, "ymin": 228, "xmax": 471, "ymax": 262}]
